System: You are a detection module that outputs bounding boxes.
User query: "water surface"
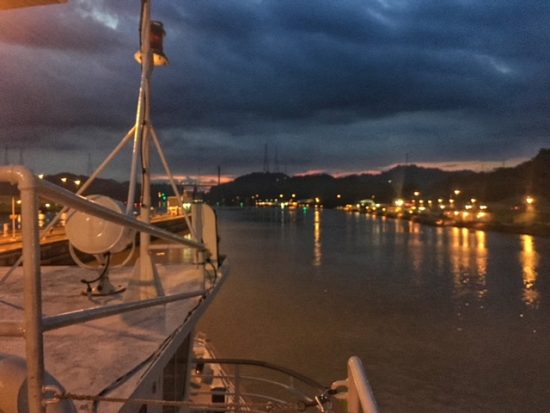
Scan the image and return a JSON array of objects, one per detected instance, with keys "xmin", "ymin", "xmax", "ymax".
[{"xmin": 199, "ymin": 207, "xmax": 550, "ymax": 412}]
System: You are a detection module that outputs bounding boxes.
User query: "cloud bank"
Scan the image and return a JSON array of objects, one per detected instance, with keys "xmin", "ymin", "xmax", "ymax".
[{"xmin": 1, "ymin": 0, "xmax": 549, "ymax": 179}]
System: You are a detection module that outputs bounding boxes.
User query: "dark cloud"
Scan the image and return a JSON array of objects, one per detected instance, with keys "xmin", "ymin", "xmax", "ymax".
[{"xmin": 1, "ymin": 0, "xmax": 549, "ymax": 179}]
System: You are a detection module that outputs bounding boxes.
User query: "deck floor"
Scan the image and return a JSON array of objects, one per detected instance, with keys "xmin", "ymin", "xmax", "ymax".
[{"xmin": 0, "ymin": 254, "xmax": 208, "ymax": 400}]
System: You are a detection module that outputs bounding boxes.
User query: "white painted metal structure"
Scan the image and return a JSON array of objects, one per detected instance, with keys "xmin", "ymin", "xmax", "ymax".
[{"xmin": 0, "ymin": 166, "xmax": 223, "ymax": 413}]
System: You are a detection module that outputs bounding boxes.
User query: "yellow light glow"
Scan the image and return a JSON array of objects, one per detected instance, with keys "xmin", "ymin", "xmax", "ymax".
[
  {"xmin": 525, "ymin": 196, "xmax": 535, "ymax": 205},
  {"xmin": 395, "ymin": 199, "xmax": 404, "ymax": 207},
  {"xmin": 413, "ymin": 191, "xmax": 420, "ymax": 197},
  {"xmin": 454, "ymin": 189, "xmax": 461, "ymax": 195},
  {"xmin": 60, "ymin": 177, "xmax": 68, "ymax": 183}
]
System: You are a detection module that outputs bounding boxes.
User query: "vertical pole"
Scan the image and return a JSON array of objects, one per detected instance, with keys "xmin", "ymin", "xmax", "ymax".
[
  {"xmin": 139, "ymin": 0, "xmax": 153, "ymax": 275},
  {"xmin": 20, "ymin": 177, "xmax": 45, "ymax": 413},
  {"xmin": 234, "ymin": 364, "xmax": 241, "ymax": 413},
  {"xmin": 124, "ymin": 0, "xmax": 164, "ymax": 301},
  {"xmin": 127, "ymin": 0, "xmax": 153, "ymax": 215},
  {"xmin": 11, "ymin": 196, "xmax": 16, "ymax": 238}
]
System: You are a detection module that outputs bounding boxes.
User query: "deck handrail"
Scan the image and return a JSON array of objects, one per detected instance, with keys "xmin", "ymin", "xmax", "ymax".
[
  {"xmin": 0, "ymin": 166, "xmax": 212, "ymax": 413},
  {"xmin": 345, "ymin": 356, "xmax": 379, "ymax": 413}
]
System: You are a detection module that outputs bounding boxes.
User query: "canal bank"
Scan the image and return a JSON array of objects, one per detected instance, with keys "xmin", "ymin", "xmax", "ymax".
[
  {"xmin": 360, "ymin": 210, "xmax": 550, "ymax": 238},
  {"xmin": 0, "ymin": 214, "xmax": 188, "ymax": 266}
]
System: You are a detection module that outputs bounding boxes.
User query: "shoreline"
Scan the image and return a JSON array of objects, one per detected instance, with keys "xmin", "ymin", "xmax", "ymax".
[{"xmin": 367, "ymin": 211, "xmax": 550, "ymax": 238}]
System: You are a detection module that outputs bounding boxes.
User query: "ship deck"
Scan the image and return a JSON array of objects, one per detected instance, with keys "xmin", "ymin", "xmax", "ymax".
[{"xmin": 0, "ymin": 247, "xmax": 222, "ymax": 411}]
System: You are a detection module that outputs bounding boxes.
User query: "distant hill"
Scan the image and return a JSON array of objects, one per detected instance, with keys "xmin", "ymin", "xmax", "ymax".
[{"xmin": 206, "ymin": 148, "xmax": 550, "ymax": 208}]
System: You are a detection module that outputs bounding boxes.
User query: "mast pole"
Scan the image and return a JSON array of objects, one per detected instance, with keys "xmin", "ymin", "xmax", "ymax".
[{"xmin": 125, "ymin": 0, "xmax": 164, "ymax": 300}]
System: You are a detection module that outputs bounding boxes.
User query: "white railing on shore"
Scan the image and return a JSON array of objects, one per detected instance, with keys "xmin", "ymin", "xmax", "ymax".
[{"xmin": 0, "ymin": 166, "xmax": 211, "ymax": 413}]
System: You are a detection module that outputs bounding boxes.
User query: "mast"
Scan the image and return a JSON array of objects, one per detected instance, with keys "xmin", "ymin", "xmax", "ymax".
[{"xmin": 125, "ymin": 0, "xmax": 166, "ymax": 300}]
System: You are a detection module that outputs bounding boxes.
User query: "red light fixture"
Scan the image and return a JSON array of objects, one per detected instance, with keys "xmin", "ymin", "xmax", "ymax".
[{"xmin": 135, "ymin": 21, "xmax": 169, "ymax": 66}]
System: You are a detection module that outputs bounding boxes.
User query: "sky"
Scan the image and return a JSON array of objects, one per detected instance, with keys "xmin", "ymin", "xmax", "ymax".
[{"xmin": 1, "ymin": 0, "xmax": 549, "ymax": 184}]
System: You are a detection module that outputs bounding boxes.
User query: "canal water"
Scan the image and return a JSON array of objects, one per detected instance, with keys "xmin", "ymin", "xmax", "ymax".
[{"xmin": 198, "ymin": 207, "xmax": 550, "ymax": 412}]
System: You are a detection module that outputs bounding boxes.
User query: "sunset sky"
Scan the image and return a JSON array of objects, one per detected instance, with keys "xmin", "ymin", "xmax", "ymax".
[{"xmin": 1, "ymin": 0, "xmax": 549, "ymax": 184}]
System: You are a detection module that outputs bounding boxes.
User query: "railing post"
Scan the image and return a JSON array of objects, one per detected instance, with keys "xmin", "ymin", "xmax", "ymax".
[
  {"xmin": 347, "ymin": 357, "xmax": 379, "ymax": 413},
  {"xmin": 20, "ymin": 172, "xmax": 45, "ymax": 413},
  {"xmin": 234, "ymin": 364, "xmax": 241, "ymax": 413}
]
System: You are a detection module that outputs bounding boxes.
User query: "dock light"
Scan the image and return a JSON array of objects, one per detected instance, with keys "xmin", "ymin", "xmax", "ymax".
[{"xmin": 135, "ymin": 21, "xmax": 169, "ymax": 66}]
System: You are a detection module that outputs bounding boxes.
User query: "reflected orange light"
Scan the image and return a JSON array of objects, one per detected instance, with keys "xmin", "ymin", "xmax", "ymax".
[
  {"xmin": 521, "ymin": 235, "xmax": 540, "ymax": 309},
  {"xmin": 313, "ymin": 209, "xmax": 322, "ymax": 267}
]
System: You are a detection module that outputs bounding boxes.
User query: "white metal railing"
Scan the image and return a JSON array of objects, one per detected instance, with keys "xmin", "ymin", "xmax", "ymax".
[
  {"xmin": 190, "ymin": 356, "xmax": 380, "ymax": 413},
  {"xmin": 191, "ymin": 357, "xmax": 327, "ymax": 413},
  {"xmin": 0, "ymin": 166, "xmax": 211, "ymax": 413},
  {"xmin": 340, "ymin": 356, "xmax": 379, "ymax": 413}
]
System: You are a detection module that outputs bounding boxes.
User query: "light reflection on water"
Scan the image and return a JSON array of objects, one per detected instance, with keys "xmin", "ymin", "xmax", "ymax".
[
  {"xmin": 313, "ymin": 208, "xmax": 322, "ymax": 267},
  {"xmin": 521, "ymin": 234, "xmax": 540, "ymax": 309},
  {"xmin": 451, "ymin": 227, "xmax": 488, "ymax": 303},
  {"xmin": 200, "ymin": 208, "xmax": 550, "ymax": 412}
]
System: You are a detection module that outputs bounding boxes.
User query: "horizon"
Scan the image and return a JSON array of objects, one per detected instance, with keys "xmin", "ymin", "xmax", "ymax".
[{"xmin": 35, "ymin": 147, "xmax": 548, "ymax": 187}]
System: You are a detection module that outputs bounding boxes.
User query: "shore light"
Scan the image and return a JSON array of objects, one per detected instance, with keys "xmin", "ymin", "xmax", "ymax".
[{"xmin": 525, "ymin": 196, "xmax": 535, "ymax": 205}]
